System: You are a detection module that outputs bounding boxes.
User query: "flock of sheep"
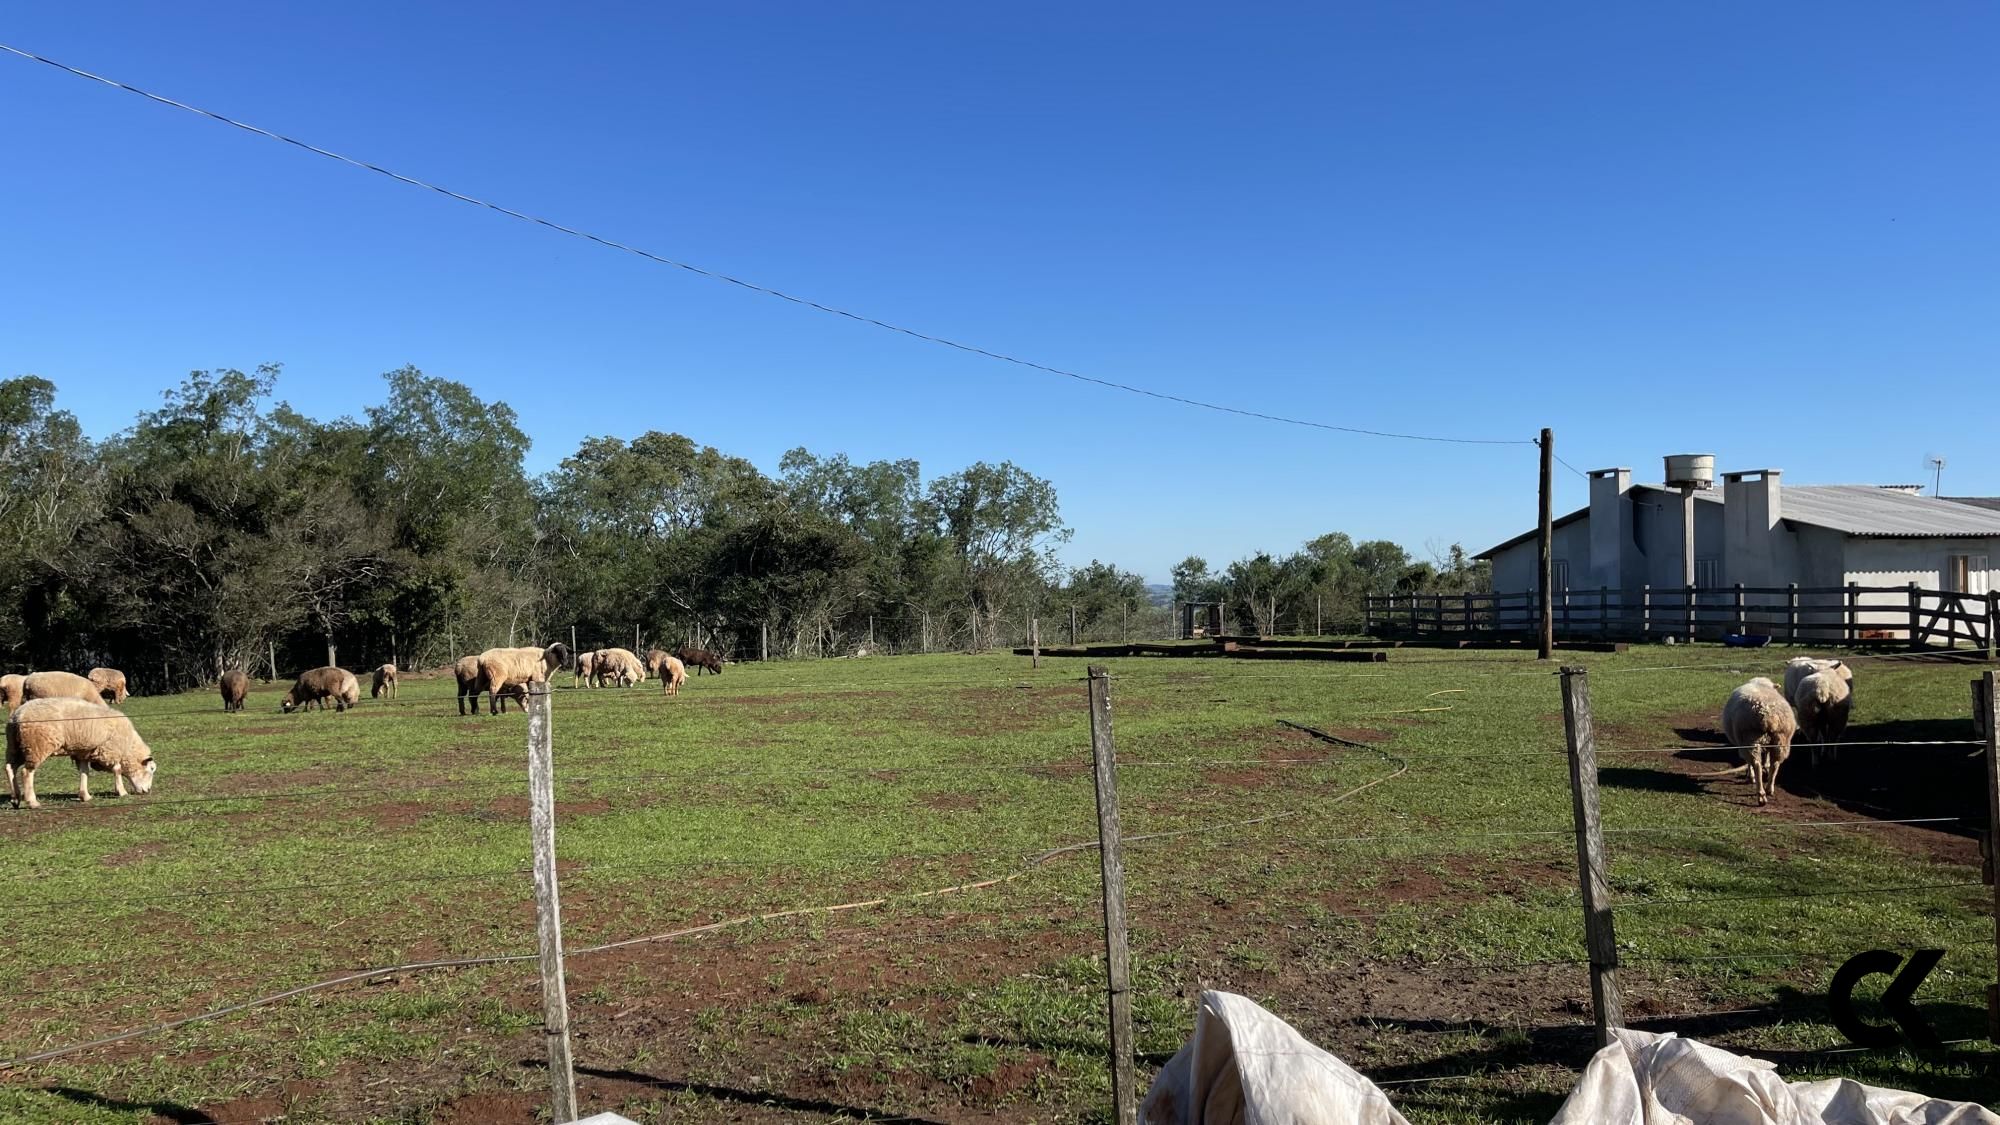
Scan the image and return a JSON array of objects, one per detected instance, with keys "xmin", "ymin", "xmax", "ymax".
[
  {"xmin": 1718, "ymin": 656, "xmax": 1855, "ymax": 805},
  {"xmin": 2, "ymin": 643, "xmax": 1856, "ymax": 814},
  {"xmin": 3, "ymin": 668, "xmax": 151, "ymax": 811},
  {"xmin": 5, "ymin": 641, "xmax": 729, "ymax": 810}
]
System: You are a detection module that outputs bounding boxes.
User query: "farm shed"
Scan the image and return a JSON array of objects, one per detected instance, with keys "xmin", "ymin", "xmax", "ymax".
[{"xmin": 1479, "ymin": 461, "xmax": 2000, "ymax": 619}]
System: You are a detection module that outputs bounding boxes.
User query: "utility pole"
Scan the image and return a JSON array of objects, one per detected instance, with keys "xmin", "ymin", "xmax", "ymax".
[{"xmin": 1538, "ymin": 427, "xmax": 1555, "ymax": 660}]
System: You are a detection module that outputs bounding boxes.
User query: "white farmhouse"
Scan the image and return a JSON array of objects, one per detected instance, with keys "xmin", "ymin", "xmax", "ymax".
[{"xmin": 1477, "ymin": 459, "xmax": 1999, "ymax": 615}]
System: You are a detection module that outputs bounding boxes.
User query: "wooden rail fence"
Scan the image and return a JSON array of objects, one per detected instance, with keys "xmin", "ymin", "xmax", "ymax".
[{"xmin": 1365, "ymin": 584, "xmax": 1997, "ymax": 653}]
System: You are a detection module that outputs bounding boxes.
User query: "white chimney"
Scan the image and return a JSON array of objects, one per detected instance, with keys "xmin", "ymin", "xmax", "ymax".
[
  {"xmin": 1722, "ymin": 469, "xmax": 1782, "ymax": 587},
  {"xmin": 1587, "ymin": 468, "xmax": 1632, "ymax": 588}
]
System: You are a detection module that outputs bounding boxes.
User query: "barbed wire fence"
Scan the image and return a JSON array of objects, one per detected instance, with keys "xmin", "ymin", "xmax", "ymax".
[{"xmin": 0, "ymin": 658, "xmax": 1995, "ymax": 1120}]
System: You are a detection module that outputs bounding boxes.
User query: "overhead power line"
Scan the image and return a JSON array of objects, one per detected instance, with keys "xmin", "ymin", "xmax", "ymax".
[{"xmin": 0, "ymin": 42, "xmax": 1532, "ymax": 447}]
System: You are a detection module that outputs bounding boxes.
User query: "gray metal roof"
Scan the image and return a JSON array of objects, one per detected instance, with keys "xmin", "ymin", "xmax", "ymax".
[
  {"xmin": 1477, "ymin": 484, "xmax": 2000, "ymax": 558},
  {"xmin": 1772, "ymin": 485, "xmax": 2000, "ymax": 537}
]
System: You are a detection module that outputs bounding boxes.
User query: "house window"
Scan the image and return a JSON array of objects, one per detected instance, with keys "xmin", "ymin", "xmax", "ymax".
[
  {"xmin": 1552, "ymin": 560, "xmax": 1570, "ymax": 590},
  {"xmin": 1946, "ymin": 554, "xmax": 1989, "ymax": 594},
  {"xmin": 1695, "ymin": 557, "xmax": 1721, "ymax": 590}
]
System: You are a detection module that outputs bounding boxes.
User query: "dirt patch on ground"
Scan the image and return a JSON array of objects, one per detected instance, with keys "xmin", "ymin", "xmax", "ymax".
[
  {"xmin": 428, "ymin": 1091, "xmax": 544, "ymax": 1124},
  {"xmin": 919, "ymin": 792, "xmax": 981, "ymax": 811},
  {"xmin": 99, "ymin": 842, "xmax": 166, "ymax": 868}
]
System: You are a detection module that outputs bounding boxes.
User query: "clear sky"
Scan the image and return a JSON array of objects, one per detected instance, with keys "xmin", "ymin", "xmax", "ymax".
[{"xmin": 4, "ymin": 3, "xmax": 1995, "ymax": 582}]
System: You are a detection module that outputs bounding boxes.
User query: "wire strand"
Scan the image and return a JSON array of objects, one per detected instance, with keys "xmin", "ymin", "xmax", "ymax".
[{"xmin": 0, "ymin": 42, "xmax": 1533, "ymax": 448}]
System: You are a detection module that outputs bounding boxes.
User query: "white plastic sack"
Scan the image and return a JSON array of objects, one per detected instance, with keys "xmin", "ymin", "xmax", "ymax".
[
  {"xmin": 1142, "ymin": 992, "xmax": 1995, "ymax": 1125},
  {"xmin": 1140, "ymin": 990, "xmax": 1411, "ymax": 1125},
  {"xmin": 1551, "ymin": 1029, "xmax": 1998, "ymax": 1125}
]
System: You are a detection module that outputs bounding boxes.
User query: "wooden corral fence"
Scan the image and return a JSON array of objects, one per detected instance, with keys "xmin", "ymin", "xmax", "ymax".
[{"xmin": 1366, "ymin": 584, "xmax": 1999, "ymax": 653}]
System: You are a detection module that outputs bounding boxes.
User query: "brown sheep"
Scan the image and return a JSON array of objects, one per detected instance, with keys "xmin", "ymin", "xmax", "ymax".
[
  {"xmin": 371, "ymin": 663, "xmax": 398, "ymax": 700},
  {"xmin": 659, "ymin": 654, "xmax": 687, "ymax": 697},
  {"xmin": 475, "ymin": 643, "xmax": 570, "ymax": 716},
  {"xmin": 454, "ymin": 655, "xmax": 486, "ymax": 716},
  {"xmin": 219, "ymin": 669, "xmax": 249, "ymax": 712},
  {"xmin": 593, "ymin": 647, "xmax": 646, "ymax": 687},
  {"xmin": 23, "ymin": 671, "xmax": 104, "ymax": 706},
  {"xmin": 676, "ymin": 647, "xmax": 724, "ymax": 675},
  {"xmin": 645, "ymin": 648, "xmax": 674, "ymax": 678},
  {"xmin": 282, "ymin": 666, "xmax": 361, "ymax": 713},
  {"xmin": 0, "ymin": 674, "xmax": 23, "ymax": 713},
  {"xmin": 8, "ymin": 697, "xmax": 156, "ymax": 809},
  {"xmin": 87, "ymin": 667, "xmax": 129, "ymax": 705}
]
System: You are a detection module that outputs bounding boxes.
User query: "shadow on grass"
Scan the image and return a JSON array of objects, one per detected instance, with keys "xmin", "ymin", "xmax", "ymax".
[
  {"xmin": 571, "ymin": 1063, "xmax": 951, "ymax": 1123},
  {"xmin": 41, "ymin": 1087, "xmax": 215, "ymax": 1123},
  {"xmin": 1779, "ymin": 718, "xmax": 1987, "ymax": 838}
]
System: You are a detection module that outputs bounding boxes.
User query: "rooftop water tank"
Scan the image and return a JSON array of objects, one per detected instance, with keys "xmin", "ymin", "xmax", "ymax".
[{"xmin": 1664, "ymin": 453, "xmax": 1715, "ymax": 490}]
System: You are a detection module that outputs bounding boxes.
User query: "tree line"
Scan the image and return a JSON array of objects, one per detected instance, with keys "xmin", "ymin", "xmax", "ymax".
[{"xmin": 0, "ymin": 367, "xmax": 1486, "ymax": 691}]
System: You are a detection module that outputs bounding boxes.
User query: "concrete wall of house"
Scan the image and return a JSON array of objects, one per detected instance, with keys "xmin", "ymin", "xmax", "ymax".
[
  {"xmin": 1843, "ymin": 537, "xmax": 2000, "ymax": 636},
  {"xmin": 1588, "ymin": 470, "xmax": 1636, "ymax": 589},
  {"xmin": 1488, "ymin": 518, "xmax": 1593, "ymax": 598},
  {"xmin": 1631, "ymin": 490, "xmax": 1725, "ymax": 593}
]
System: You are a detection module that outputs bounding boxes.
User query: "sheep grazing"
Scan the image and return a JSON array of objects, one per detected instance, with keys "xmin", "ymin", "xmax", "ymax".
[
  {"xmin": 645, "ymin": 648, "xmax": 674, "ymax": 678},
  {"xmin": 88, "ymin": 667, "xmax": 129, "ymax": 705},
  {"xmin": 677, "ymin": 647, "xmax": 724, "ymax": 676},
  {"xmin": 1720, "ymin": 677, "xmax": 1797, "ymax": 806},
  {"xmin": 574, "ymin": 650, "xmax": 598, "ymax": 688},
  {"xmin": 371, "ymin": 663, "xmax": 398, "ymax": 700},
  {"xmin": 475, "ymin": 643, "xmax": 570, "ymax": 716},
  {"xmin": 219, "ymin": 669, "xmax": 249, "ymax": 712},
  {"xmin": 593, "ymin": 647, "xmax": 646, "ymax": 687},
  {"xmin": 282, "ymin": 666, "xmax": 361, "ymax": 713},
  {"xmin": 659, "ymin": 654, "xmax": 687, "ymax": 697},
  {"xmin": 7, "ymin": 696, "xmax": 156, "ymax": 810},
  {"xmin": 0, "ymin": 674, "xmax": 23, "ymax": 713},
  {"xmin": 22, "ymin": 671, "xmax": 105, "ymax": 706},
  {"xmin": 454, "ymin": 655, "xmax": 486, "ymax": 716}
]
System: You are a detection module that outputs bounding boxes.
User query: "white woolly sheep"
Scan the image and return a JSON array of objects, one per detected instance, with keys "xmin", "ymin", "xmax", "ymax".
[
  {"xmin": 87, "ymin": 667, "xmax": 129, "ymax": 705},
  {"xmin": 282, "ymin": 666, "xmax": 361, "ymax": 713},
  {"xmin": 574, "ymin": 650, "xmax": 598, "ymax": 688},
  {"xmin": 659, "ymin": 654, "xmax": 687, "ymax": 697},
  {"xmin": 1721, "ymin": 677, "xmax": 1797, "ymax": 806},
  {"xmin": 1782, "ymin": 657, "xmax": 1849, "ymax": 706},
  {"xmin": 22, "ymin": 671, "xmax": 104, "ymax": 706},
  {"xmin": 594, "ymin": 647, "xmax": 646, "ymax": 687},
  {"xmin": 1792, "ymin": 668, "xmax": 1853, "ymax": 759},
  {"xmin": 475, "ymin": 643, "xmax": 570, "ymax": 716},
  {"xmin": 219, "ymin": 669, "xmax": 249, "ymax": 712},
  {"xmin": 371, "ymin": 663, "xmax": 397, "ymax": 700},
  {"xmin": 7, "ymin": 696, "xmax": 156, "ymax": 809},
  {"xmin": 0, "ymin": 674, "xmax": 23, "ymax": 713}
]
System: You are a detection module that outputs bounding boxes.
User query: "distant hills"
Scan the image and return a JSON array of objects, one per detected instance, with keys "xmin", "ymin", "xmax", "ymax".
[{"xmin": 1145, "ymin": 583, "xmax": 1172, "ymax": 607}]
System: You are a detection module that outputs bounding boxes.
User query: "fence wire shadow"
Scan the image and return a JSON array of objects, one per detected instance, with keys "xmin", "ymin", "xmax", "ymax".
[{"xmin": 566, "ymin": 1062, "xmax": 952, "ymax": 1124}]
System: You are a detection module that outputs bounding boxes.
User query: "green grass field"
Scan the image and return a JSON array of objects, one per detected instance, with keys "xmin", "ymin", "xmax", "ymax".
[{"xmin": 1, "ymin": 648, "xmax": 1993, "ymax": 1123}]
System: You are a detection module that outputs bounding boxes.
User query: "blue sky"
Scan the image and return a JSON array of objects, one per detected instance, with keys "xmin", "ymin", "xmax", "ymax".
[{"xmin": 4, "ymin": 3, "xmax": 1995, "ymax": 582}]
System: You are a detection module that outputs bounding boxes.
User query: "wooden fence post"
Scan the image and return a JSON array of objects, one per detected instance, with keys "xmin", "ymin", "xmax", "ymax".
[
  {"xmin": 1031, "ymin": 618, "xmax": 1040, "ymax": 669},
  {"xmin": 268, "ymin": 639, "xmax": 279, "ymax": 684},
  {"xmin": 1980, "ymin": 670, "xmax": 1998, "ymax": 1044},
  {"xmin": 1909, "ymin": 582, "xmax": 1923, "ymax": 650},
  {"xmin": 1684, "ymin": 584, "xmax": 1697, "ymax": 643},
  {"xmin": 1560, "ymin": 667, "xmax": 1625, "ymax": 1047},
  {"xmin": 1988, "ymin": 592, "xmax": 1997, "ymax": 662},
  {"xmin": 1786, "ymin": 584, "xmax": 1799, "ymax": 645},
  {"xmin": 525, "ymin": 683, "xmax": 577, "ymax": 1120},
  {"xmin": 1071, "ymin": 604, "xmax": 1079, "ymax": 646},
  {"xmin": 1316, "ymin": 595, "xmax": 1323, "ymax": 637},
  {"xmin": 761, "ymin": 621, "xmax": 769, "ymax": 663},
  {"xmin": 1846, "ymin": 582, "xmax": 1859, "ymax": 643},
  {"xmin": 1085, "ymin": 666, "xmax": 1137, "ymax": 1125},
  {"xmin": 570, "ymin": 626, "xmax": 578, "ymax": 687},
  {"xmin": 1599, "ymin": 586, "xmax": 1610, "ymax": 639},
  {"xmin": 1640, "ymin": 585, "xmax": 1650, "ymax": 639},
  {"xmin": 1733, "ymin": 583, "xmax": 1746, "ymax": 635}
]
